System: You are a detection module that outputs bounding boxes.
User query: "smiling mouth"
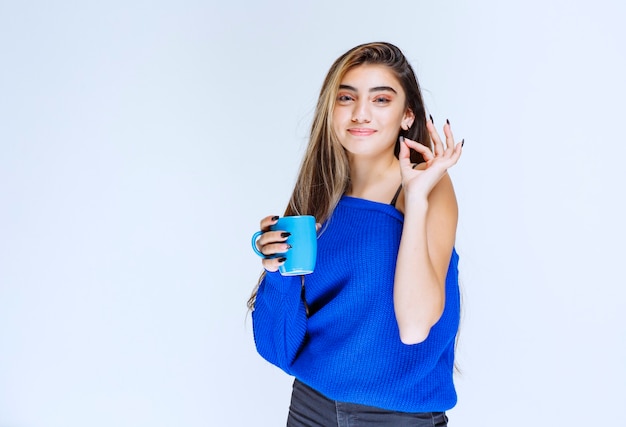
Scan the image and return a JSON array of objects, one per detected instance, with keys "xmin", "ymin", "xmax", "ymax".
[{"xmin": 347, "ymin": 128, "xmax": 377, "ymax": 136}]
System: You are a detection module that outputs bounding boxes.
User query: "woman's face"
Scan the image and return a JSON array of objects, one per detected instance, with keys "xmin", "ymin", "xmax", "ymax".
[{"xmin": 332, "ymin": 64, "xmax": 414, "ymax": 160}]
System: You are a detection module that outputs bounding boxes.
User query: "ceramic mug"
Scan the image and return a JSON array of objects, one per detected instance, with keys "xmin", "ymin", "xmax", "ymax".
[{"xmin": 251, "ymin": 215, "xmax": 317, "ymax": 276}]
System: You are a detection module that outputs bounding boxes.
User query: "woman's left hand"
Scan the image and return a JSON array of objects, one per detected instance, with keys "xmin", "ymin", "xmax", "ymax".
[{"xmin": 399, "ymin": 119, "xmax": 463, "ymax": 202}]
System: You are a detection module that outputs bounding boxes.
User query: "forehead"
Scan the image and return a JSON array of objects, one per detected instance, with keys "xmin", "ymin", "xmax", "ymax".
[{"xmin": 339, "ymin": 64, "xmax": 402, "ymax": 90}]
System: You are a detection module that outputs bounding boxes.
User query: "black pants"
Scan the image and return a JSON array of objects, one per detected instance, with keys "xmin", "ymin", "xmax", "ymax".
[{"xmin": 287, "ymin": 379, "xmax": 449, "ymax": 427}]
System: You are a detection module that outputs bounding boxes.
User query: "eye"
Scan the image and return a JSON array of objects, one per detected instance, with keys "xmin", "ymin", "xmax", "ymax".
[
  {"xmin": 336, "ymin": 93, "xmax": 355, "ymax": 104},
  {"xmin": 373, "ymin": 96, "xmax": 391, "ymax": 104}
]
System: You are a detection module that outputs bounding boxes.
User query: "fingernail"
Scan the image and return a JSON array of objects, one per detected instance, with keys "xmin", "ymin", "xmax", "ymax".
[
  {"xmin": 271, "ymin": 215, "xmax": 279, "ymax": 221},
  {"xmin": 399, "ymin": 136, "xmax": 404, "ymax": 143},
  {"xmin": 278, "ymin": 257, "xmax": 287, "ymax": 263},
  {"xmin": 281, "ymin": 232, "xmax": 291, "ymax": 238},
  {"xmin": 285, "ymin": 244, "xmax": 292, "ymax": 250},
  {"xmin": 446, "ymin": 119, "xmax": 450, "ymax": 125},
  {"xmin": 429, "ymin": 114, "xmax": 434, "ymax": 123},
  {"xmin": 461, "ymin": 139, "xmax": 465, "ymax": 147}
]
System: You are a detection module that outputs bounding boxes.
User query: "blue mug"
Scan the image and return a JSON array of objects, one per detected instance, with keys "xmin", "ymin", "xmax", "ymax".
[{"xmin": 251, "ymin": 215, "xmax": 317, "ymax": 276}]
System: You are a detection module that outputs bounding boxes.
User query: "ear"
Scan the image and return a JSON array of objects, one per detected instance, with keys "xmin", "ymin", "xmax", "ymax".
[{"xmin": 401, "ymin": 108, "xmax": 415, "ymax": 131}]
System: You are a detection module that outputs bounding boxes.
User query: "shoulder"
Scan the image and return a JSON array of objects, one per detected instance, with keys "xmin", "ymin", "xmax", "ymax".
[
  {"xmin": 395, "ymin": 165, "xmax": 458, "ymax": 216},
  {"xmin": 431, "ymin": 173, "xmax": 457, "ymax": 206},
  {"xmin": 426, "ymin": 173, "xmax": 458, "ymax": 235}
]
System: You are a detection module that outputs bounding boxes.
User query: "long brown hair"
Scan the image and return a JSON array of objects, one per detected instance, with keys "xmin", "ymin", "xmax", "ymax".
[{"xmin": 248, "ymin": 42, "xmax": 429, "ymax": 310}]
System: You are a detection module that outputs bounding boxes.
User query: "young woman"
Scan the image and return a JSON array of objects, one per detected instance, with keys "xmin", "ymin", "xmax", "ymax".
[{"xmin": 248, "ymin": 42, "xmax": 463, "ymax": 426}]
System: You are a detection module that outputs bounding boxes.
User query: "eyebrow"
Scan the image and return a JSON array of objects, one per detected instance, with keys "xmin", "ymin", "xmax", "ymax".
[{"xmin": 339, "ymin": 84, "xmax": 398, "ymax": 94}]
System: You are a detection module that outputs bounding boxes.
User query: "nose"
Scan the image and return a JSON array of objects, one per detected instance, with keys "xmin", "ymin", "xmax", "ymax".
[{"xmin": 351, "ymin": 99, "xmax": 371, "ymax": 123}]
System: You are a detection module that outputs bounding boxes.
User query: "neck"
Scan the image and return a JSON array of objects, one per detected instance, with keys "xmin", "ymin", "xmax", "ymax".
[{"xmin": 347, "ymin": 153, "xmax": 400, "ymax": 200}]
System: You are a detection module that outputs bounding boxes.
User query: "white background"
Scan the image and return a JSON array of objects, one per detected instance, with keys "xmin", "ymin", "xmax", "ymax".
[{"xmin": 1, "ymin": 1, "xmax": 625, "ymax": 426}]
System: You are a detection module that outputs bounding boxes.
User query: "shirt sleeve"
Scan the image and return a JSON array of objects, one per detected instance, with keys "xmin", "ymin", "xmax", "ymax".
[{"xmin": 251, "ymin": 271, "xmax": 308, "ymax": 374}]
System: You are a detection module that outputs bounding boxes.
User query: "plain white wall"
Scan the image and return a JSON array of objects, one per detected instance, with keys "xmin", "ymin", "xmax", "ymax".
[{"xmin": 1, "ymin": 1, "xmax": 624, "ymax": 426}]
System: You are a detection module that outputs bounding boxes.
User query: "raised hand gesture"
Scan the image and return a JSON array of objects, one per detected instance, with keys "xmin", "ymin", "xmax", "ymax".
[{"xmin": 399, "ymin": 119, "xmax": 463, "ymax": 203}]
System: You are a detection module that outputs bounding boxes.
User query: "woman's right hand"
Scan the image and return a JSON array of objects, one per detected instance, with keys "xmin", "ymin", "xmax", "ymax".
[{"xmin": 256, "ymin": 215, "xmax": 291, "ymax": 272}]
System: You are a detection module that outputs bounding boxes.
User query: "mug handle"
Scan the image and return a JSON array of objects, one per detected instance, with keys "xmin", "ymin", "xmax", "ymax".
[{"xmin": 251, "ymin": 231, "xmax": 265, "ymax": 257}]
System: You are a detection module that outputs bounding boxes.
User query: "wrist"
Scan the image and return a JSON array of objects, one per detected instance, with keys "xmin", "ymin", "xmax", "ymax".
[{"xmin": 403, "ymin": 192, "xmax": 429, "ymax": 211}]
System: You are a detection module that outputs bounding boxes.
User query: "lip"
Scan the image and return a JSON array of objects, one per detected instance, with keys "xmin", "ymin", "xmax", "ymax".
[{"xmin": 347, "ymin": 128, "xmax": 377, "ymax": 136}]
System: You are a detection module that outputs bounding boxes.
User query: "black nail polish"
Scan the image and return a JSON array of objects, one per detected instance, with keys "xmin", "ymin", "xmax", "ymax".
[
  {"xmin": 461, "ymin": 139, "xmax": 465, "ymax": 147},
  {"xmin": 271, "ymin": 215, "xmax": 279, "ymax": 221},
  {"xmin": 281, "ymin": 232, "xmax": 291, "ymax": 238},
  {"xmin": 278, "ymin": 257, "xmax": 287, "ymax": 263},
  {"xmin": 446, "ymin": 119, "xmax": 450, "ymax": 125},
  {"xmin": 429, "ymin": 114, "xmax": 434, "ymax": 123}
]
